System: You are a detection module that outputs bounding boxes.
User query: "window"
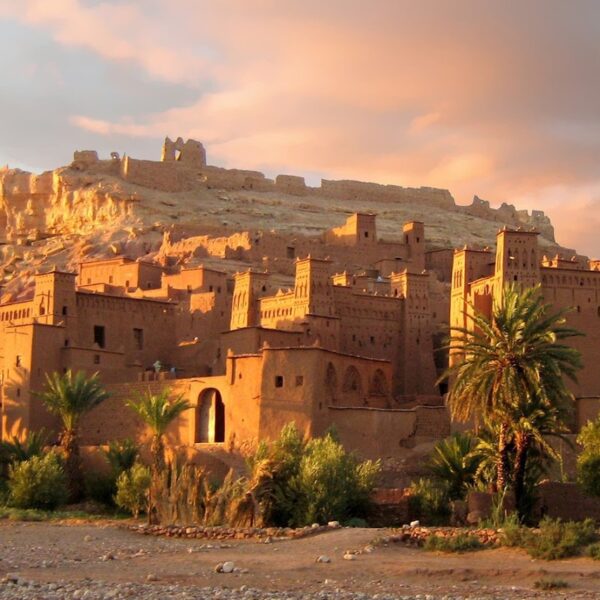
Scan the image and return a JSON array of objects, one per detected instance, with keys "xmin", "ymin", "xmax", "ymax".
[
  {"xmin": 295, "ymin": 375, "xmax": 304, "ymax": 387},
  {"xmin": 62, "ymin": 305, "xmax": 68, "ymax": 316},
  {"xmin": 64, "ymin": 339, "xmax": 69, "ymax": 347},
  {"xmin": 133, "ymin": 328, "xmax": 144, "ymax": 350},
  {"xmin": 15, "ymin": 355, "xmax": 22, "ymax": 367},
  {"xmin": 209, "ymin": 285, "xmax": 214, "ymax": 292},
  {"xmin": 108, "ymin": 275, "xmax": 113, "ymax": 284},
  {"xmin": 275, "ymin": 375, "xmax": 284, "ymax": 388},
  {"xmin": 93, "ymin": 325, "xmax": 106, "ymax": 349},
  {"xmin": 364, "ymin": 231, "xmax": 369, "ymax": 238},
  {"xmin": 93, "ymin": 354, "xmax": 100, "ymax": 365},
  {"xmin": 286, "ymin": 246, "xmax": 295, "ymax": 259},
  {"xmin": 125, "ymin": 280, "xmax": 130, "ymax": 288}
]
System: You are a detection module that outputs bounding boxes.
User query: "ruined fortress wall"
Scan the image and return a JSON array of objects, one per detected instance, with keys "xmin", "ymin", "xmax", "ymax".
[
  {"xmin": 202, "ymin": 166, "xmax": 274, "ymax": 192},
  {"xmin": 120, "ymin": 156, "xmax": 191, "ymax": 192},
  {"xmin": 275, "ymin": 174, "xmax": 307, "ymax": 196},
  {"xmin": 318, "ymin": 180, "xmax": 455, "ymax": 210}
]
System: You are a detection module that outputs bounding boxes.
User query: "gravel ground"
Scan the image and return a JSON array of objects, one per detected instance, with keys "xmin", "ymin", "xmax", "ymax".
[{"xmin": 1, "ymin": 520, "xmax": 599, "ymax": 600}]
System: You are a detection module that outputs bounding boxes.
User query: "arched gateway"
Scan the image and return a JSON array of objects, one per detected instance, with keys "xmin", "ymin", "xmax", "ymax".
[{"xmin": 195, "ymin": 388, "xmax": 225, "ymax": 443}]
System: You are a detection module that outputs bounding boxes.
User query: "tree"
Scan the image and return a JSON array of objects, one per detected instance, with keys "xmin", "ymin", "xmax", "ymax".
[
  {"xmin": 127, "ymin": 388, "xmax": 191, "ymax": 477},
  {"xmin": 576, "ymin": 416, "xmax": 600, "ymax": 497},
  {"xmin": 443, "ymin": 284, "xmax": 582, "ymax": 519},
  {"xmin": 127, "ymin": 388, "xmax": 191, "ymax": 524},
  {"xmin": 39, "ymin": 370, "xmax": 109, "ymax": 502}
]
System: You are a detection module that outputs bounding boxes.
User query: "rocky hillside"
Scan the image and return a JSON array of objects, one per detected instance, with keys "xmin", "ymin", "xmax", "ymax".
[{"xmin": 0, "ymin": 143, "xmax": 575, "ymax": 300}]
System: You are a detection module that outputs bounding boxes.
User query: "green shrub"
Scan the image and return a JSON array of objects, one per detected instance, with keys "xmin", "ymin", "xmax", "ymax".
[
  {"xmin": 577, "ymin": 455, "xmax": 600, "ymax": 498},
  {"xmin": 577, "ymin": 417, "xmax": 600, "ymax": 460},
  {"xmin": 344, "ymin": 517, "xmax": 368, "ymax": 528},
  {"xmin": 85, "ymin": 473, "xmax": 118, "ymax": 506},
  {"xmin": 533, "ymin": 578, "xmax": 569, "ymax": 590},
  {"xmin": 1, "ymin": 430, "xmax": 49, "ymax": 480},
  {"xmin": 287, "ymin": 432, "xmax": 380, "ymax": 526},
  {"xmin": 428, "ymin": 432, "xmax": 482, "ymax": 501},
  {"xmin": 115, "ymin": 463, "xmax": 151, "ymax": 518},
  {"xmin": 85, "ymin": 439, "xmax": 140, "ymax": 507},
  {"xmin": 588, "ymin": 542, "xmax": 600, "ymax": 560},
  {"xmin": 7, "ymin": 452, "xmax": 67, "ymax": 510},
  {"xmin": 499, "ymin": 514, "xmax": 529, "ymax": 548},
  {"xmin": 424, "ymin": 533, "xmax": 484, "ymax": 553},
  {"xmin": 104, "ymin": 439, "xmax": 139, "ymax": 474},
  {"xmin": 408, "ymin": 478, "xmax": 451, "ymax": 525},
  {"xmin": 525, "ymin": 518, "xmax": 597, "ymax": 560},
  {"xmin": 245, "ymin": 424, "xmax": 380, "ymax": 528}
]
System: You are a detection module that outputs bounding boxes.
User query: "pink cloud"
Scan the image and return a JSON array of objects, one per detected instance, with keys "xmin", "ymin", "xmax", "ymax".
[{"xmin": 3, "ymin": 1, "xmax": 600, "ymax": 256}]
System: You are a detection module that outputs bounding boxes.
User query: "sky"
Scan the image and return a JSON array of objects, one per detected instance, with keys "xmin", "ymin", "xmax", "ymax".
[{"xmin": 1, "ymin": 1, "xmax": 599, "ymax": 257}]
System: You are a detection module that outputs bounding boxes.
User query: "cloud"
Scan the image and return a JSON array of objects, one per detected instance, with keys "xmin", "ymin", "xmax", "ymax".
[{"xmin": 2, "ymin": 1, "xmax": 600, "ymax": 256}]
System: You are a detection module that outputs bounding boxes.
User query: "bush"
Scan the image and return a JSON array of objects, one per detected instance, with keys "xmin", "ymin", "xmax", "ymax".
[
  {"xmin": 287, "ymin": 432, "xmax": 380, "ymax": 526},
  {"xmin": 577, "ymin": 454, "xmax": 600, "ymax": 498},
  {"xmin": 85, "ymin": 439, "xmax": 140, "ymax": 506},
  {"xmin": 588, "ymin": 542, "xmax": 600, "ymax": 560},
  {"xmin": 245, "ymin": 424, "xmax": 380, "ymax": 528},
  {"xmin": 408, "ymin": 478, "xmax": 451, "ymax": 525},
  {"xmin": 524, "ymin": 518, "xmax": 597, "ymax": 560},
  {"xmin": 428, "ymin": 432, "xmax": 482, "ymax": 501},
  {"xmin": 85, "ymin": 473, "xmax": 118, "ymax": 506},
  {"xmin": 499, "ymin": 513, "xmax": 529, "ymax": 547},
  {"xmin": 533, "ymin": 578, "xmax": 569, "ymax": 590},
  {"xmin": 115, "ymin": 463, "xmax": 151, "ymax": 518},
  {"xmin": 577, "ymin": 417, "xmax": 600, "ymax": 460},
  {"xmin": 7, "ymin": 452, "xmax": 67, "ymax": 510},
  {"xmin": 1, "ymin": 430, "xmax": 48, "ymax": 479},
  {"xmin": 104, "ymin": 439, "xmax": 139, "ymax": 474},
  {"xmin": 424, "ymin": 533, "xmax": 484, "ymax": 553}
]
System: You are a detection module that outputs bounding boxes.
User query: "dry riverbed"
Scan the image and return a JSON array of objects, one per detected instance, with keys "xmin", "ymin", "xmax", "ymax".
[{"xmin": 1, "ymin": 520, "xmax": 599, "ymax": 599}]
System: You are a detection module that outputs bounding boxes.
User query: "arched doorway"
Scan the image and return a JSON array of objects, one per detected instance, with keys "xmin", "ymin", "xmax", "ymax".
[
  {"xmin": 369, "ymin": 369, "xmax": 388, "ymax": 397},
  {"xmin": 342, "ymin": 365, "xmax": 363, "ymax": 404},
  {"xmin": 325, "ymin": 362, "xmax": 338, "ymax": 404},
  {"xmin": 195, "ymin": 388, "xmax": 225, "ymax": 443}
]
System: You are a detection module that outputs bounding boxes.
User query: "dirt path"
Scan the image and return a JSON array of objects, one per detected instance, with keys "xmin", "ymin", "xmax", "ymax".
[{"xmin": 1, "ymin": 520, "xmax": 599, "ymax": 599}]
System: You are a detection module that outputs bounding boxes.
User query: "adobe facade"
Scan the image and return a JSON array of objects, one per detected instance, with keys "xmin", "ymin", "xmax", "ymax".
[
  {"xmin": 0, "ymin": 212, "xmax": 449, "ymax": 460},
  {"xmin": 450, "ymin": 227, "xmax": 600, "ymax": 427}
]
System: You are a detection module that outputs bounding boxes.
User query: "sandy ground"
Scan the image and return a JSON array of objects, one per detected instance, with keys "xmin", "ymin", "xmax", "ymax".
[{"xmin": 1, "ymin": 520, "xmax": 599, "ymax": 599}]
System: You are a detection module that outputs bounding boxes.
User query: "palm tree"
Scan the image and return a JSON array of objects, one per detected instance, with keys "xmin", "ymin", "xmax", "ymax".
[
  {"xmin": 127, "ymin": 388, "xmax": 191, "ymax": 477},
  {"xmin": 127, "ymin": 388, "xmax": 191, "ymax": 524},
  {"xmin": 443, "ymin": 284, "xmax": 582, "ymax": 515},
  {"xmin": 39, "ymin": 370, "xmax": 110, "ymax": 501},
  {"xmin": 506, "ymin": 392, "xmax": 571, "ymax": 520}
]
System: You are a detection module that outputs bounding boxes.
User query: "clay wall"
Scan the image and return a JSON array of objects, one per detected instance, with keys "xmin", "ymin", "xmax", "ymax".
[
  {"xmin": 425, "ymin": 249, "xmax": 454, "ymax": 282},
  {"xmin": 274, "ymin": 174, "xmax": 307, "ymax": 195},
  {"xmin": 576, "ymin": 397, "xmax": 600, "ymax": 430},
  {"xmin": 202, "ymin": 166, "xmax": 274, "ymax": 192},
  {"xmin": 538, "ymin": 482, "xmax": 600, "ymax": 522},
  {"xmin": 318, "ymin": 180, "xmax": 455, "ymax": 209},
  {"xmin": 452, "ymin": 232, "xmax": 600, "ymax": 412},
  {"xmin": 121, "ymin": 156, "xmax": 192, "ymax": 193},
  {"xmin": 325, "ymin": 405, "xmax": 449, "ymax": 459},
  {"xmin": 73, "ymin": 292, "xmax": 177, "ymax": 374},
  {"xmin": 79, "ymin": 258, "xmax": 163, "ymax": 290}
]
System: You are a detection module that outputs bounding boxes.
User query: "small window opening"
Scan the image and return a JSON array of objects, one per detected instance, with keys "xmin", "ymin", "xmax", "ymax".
[
  {"xmin": 133, "ymin": 328, "xmax": 144, "ymax": 350},
  {"xmin": 93, "ymin": 325, "xmax": 106, "ymax": 348},
  {"xmin": 275, "ymin": 375, "xmax": 284, "ymax": 388},
  {"xmin": 295, "ymin": 375, "xmax": 304, "ymax": 387}
]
